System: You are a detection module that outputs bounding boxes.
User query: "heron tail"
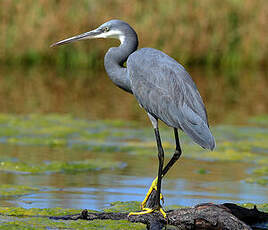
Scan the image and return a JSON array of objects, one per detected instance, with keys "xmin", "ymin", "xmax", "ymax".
[
  {"xmin": 176, "ymin": 105, "xmax": 216, "ymax": 150},
  {"xmin": 181, "ymin": 121, "xmax": 216, "ymax": 150}
]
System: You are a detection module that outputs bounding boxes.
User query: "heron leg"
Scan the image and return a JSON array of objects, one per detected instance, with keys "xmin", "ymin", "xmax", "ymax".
[
  {"xmin": 129, "ymin": 127, "xmax": 166, "ymax": 217},
  {"xmin": 162, "ymin": 128, "xmax": 182, "ymax": 177},
  {"xmin": 154, "ymin": 127, "xmax": 164, "ymax": 208},
  {"xmin": 139, "ymin": 128, "xmax": 181, "ymax": 210},
  {"xmin": 129, "ymin": 114, "xmax": 166, "ymax": 218}
]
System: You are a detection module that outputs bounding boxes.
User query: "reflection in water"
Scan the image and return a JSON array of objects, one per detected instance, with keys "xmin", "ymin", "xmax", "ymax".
[
  {"xmin": 0, "ymin": 66, "xmax": 267, "ymax": 124},
  {"xmin": 0, "ymin": 146, "xmax": 267, "ymax": 210}
]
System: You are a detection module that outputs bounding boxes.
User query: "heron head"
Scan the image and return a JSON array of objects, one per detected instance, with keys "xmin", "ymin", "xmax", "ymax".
[{"xmin": 51, "ymin": 19, "xmax": 136, "ymax": 47}]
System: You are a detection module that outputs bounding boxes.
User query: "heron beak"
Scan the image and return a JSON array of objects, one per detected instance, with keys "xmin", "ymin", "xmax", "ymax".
[{"xmin": 50, "ymin": 28, "xmax": 102, "ymax": 47}]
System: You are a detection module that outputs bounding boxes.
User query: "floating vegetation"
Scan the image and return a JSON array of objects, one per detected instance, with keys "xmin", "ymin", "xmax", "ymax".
[
  {"xmin": 0, "ymin": 203, "xmax": 144, "ymax": 230},
  {"xmin": 196, "ymin": 168, "xmax": 209, "ymax": 175},
  {"xmin": 103, "ymin": 201, "xmax": 140, "ymax": 213},
  {"xmin": 192, "ymin": 149, "xmax": 256, "ymax": 162},
  {"xmin": 0, "ymin": 218, "xmax": 144, "ymax": 230},
  {"xmin": 0, "ymin": 207, "xmax": 79, "ymax": 217},
  {"xmin": 246, "ymin": 177, "xmax": 268, "ymax": 186},
  {"xmin": 248, "ymin": 115, "xmax": 268, "ymax": 127},
  {"xmin": 246, "ymin": 166, "xmax": 268, "ymax": 186},
  {"xmin": 0, "ymin": 202, "xmax": 267, "ymax": 229},
  {"xmin": 0, "ymin": 159, "xmax": 122, "ymax": 174},
  {"xmin": 0, "ymin": 185, "xmax": 40, "ymax": 197},
  {"xmin": 7, "ymin": 137, "xmax": 67, "ymax": 147},
  {"xmin": 240, "ymin": 203, "xmax": 268, "ymax": 212},
  {"xmin": 0, "ymin": 113, "xmax": 267, "ymax": 185},
  {"xmin": 0, "ymin": 113, "xmax": 139, "ymax": 147},
  {"xmin": 252, "ymin": 167, "xmax": 268, "ymax": 177}
]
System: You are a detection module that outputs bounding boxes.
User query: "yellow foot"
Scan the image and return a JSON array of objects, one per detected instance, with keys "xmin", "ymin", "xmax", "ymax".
[
  {"xmin": 128, "ymin": 207, "xmax": 167, "ymax": 218},
  {"xmin": 141, "ymin": 177, "xmax": 164, "ymax": 209},
  {"xmin": 128, "ymin": 177, "xmax": 167, "ymax": 218}
]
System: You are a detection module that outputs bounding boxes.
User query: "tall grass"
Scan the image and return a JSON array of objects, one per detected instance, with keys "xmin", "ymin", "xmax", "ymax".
[{"xmin": 0, "ymin": 0, "xmax": 267, "ymax": 70}]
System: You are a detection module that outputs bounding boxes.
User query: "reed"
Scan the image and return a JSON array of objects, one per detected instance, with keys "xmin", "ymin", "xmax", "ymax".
[{"xmin": 0, "ymin": 0, "xmax": 267, "ymax": 70}]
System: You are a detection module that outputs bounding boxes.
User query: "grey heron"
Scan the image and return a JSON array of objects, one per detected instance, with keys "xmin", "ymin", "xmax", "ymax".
[{"xmin": 51, "ymin": 19, "xmax": 215, "ymax": 217}]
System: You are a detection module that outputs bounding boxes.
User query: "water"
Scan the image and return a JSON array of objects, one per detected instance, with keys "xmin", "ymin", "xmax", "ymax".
[
  {"xmin": 0, "ymin": 143, "xmax": 267, "ymax": 210},
  {"xmin": 0, "ymin": 66, "xmax": 267, "ymax": 212}
]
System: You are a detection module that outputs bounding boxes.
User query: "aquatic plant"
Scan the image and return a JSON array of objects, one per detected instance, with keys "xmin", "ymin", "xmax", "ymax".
[
  {"xmin": 0, "ymin": 202, "xmax": 267, "ymax": 229},
  {"xmin": 0, "ymin": 113, "xmax": 267, "ymax": 185},
  {"xmin": 0, "ymin": 159, "xmax": 122, "ymax": 174},
  {"xmin": 0, "ymin": 203, "xmax": 144, "ymax": 229},
  {"xmin": 0, "ymin": 184, "xmax": 40, "ymax": 197}
]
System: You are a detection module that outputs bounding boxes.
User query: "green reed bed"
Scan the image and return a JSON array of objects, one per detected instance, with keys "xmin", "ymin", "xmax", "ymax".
[{"xmin": 0, "ymin": 0, "xmax": 267, "ymax": 70}]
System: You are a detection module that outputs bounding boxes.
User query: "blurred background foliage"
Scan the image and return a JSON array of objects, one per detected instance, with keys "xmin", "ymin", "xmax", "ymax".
[
  {"xmin": 0, "ymin": 0, "xmax": 267, "ymax": 69},
  {"xmin": 0, "ymin": 0, "xmax": 267, "ymax": 123}
]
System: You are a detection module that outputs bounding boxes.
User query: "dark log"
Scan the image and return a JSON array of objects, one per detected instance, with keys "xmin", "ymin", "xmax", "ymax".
[
  {"xmin": 223, "ymin": 203, "xmax": 268, "ymax": 226},
  {"xmin": 50, "ymin": 201, "xmax": 268, "ymax": 230}
]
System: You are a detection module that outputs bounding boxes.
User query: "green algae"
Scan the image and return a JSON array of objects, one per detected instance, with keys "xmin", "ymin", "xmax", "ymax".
[
  {"xmin": 103, "ymin": 201, "xmax": 184, "ymax": 214},
  {"xmin": 253, "ymin": 167, "xmax": 268, "ymax": 176},
  {"xmin": 0, "ymin": 203, "xmax": 144, "ymax": 230},
  {"xmin": 245, "ymin": 166, "xmax": 268, "ymax": 186},
  {"xmin": 0, "ymin": 207, "xmax": 79, "ymax": 216},
  {"xmin": 192, "ymin": 149, "xmax": 256, "ymax": 162},
  {"xmin": 0, "ymin": 113, "xmax": 141, "ymax": 149},
  {"xmin": 1, "ymin": 114, "xmax": 266, "ymax": 160},
  {"xmin": 0, "ymin": 114, "xmax": 267, "ymax": 228},
  {"xmin": 0, "ymin": 202, "xmax": 267, "ymax": 229},
  {"xmin": 0, "ymin": 218, "xmax": 144, "ymax": 230},
  {"xmin": 0, "ymin": 159, "xmax": 122, "ymax": 174},
  {"xmin": 0, "ymin": 201, "xmax": 184, "ymax": 229},
  {"xmin": 258, "ymin": 158, "xmax": 268, "ymax": 165},
  {"xmin": 248, "ymin": 115, "xmax": 268, "ymax": 127},
  {"xmin": 0, "ymin": 185, "xmax": 40, "ymax": 197},
  {"xmin": 103, "ymin": 201, "xmax": 140, "ymax": 213},
  {"xmin": 246, "ymin": 177, "xmax": 268, "ymax": 186},
  {"xmin": 102, "ymin": 119, "xmax": 138, "ymax": 128},
  {"xmin": 0, "ymin": 113, "xmax": 267, "ymax": 186},
  {"xmin": 196, "ymin": 168, "xmax": 209, "ymax": 174},
  {"xmin": 7, "ymin": 137, "xmax": 67, "ymax": 147},
  {"xmin": 240, "ymin": 203, "xmax": 268, "ymax": 212}
]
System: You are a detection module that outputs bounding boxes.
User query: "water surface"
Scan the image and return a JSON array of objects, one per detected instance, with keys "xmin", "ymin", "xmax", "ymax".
[{"xmin": 0, "ymin": 114, "xmax": 267, "ymax": 210}]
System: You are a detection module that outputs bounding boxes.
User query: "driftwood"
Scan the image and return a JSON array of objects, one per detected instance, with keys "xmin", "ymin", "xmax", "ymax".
[
  {"xmin": 49, "ymin": 186, "xmax": 268, "ymax": 229},
  {"xmin": 50, "ymin": 202, "xmax": 268, "ymax": 230}
]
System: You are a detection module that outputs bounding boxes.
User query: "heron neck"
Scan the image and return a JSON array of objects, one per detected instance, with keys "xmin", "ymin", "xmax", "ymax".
[{"xmin": 104, "ymin": 35, "xmax": 138, "ymax": 93}]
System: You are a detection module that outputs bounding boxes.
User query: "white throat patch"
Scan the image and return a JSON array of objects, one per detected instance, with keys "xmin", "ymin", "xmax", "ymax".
[{"xmin": 94, "ymin": 29, "xmax": 126, "ymax": 45}]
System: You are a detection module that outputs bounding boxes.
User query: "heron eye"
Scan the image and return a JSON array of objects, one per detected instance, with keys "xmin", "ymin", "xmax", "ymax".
[{"xmin": 103, "ymin": 27, "xmax": 110, "ymax": 32}]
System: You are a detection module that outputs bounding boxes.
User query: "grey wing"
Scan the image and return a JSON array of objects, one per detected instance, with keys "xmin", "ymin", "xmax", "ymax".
[{"xmin": 127, "ymin": 48, "xmax": 215, "ymax": 150}]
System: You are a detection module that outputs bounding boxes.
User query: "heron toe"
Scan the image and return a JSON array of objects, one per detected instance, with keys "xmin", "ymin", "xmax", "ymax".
[
  {"xmin": 128, "ymin": 177, "xmax": 166, "ymax": 218},
  {"xmin": 141, "ymin": 177, "xmax": 164, "ymax": 209},
  {"xmin": 128, "ymin": 207, "xmax": 167, "ymax": 218}
]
